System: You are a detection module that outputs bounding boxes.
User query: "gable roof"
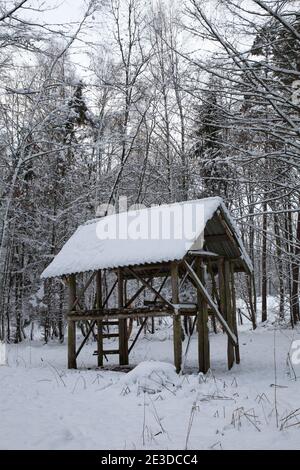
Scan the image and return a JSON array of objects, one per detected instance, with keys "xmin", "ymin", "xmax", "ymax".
[{"xmin": 41, "ymin": 197, "xmax": 252, "ymax": 279}]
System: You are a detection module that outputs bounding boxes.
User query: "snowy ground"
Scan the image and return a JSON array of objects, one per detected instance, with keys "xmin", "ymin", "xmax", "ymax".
[{"xmin": 1, "ymin": 318, "xmax": 300, "ymax": 450}]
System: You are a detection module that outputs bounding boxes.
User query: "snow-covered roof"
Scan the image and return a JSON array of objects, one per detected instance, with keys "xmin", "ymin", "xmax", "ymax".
[{"xmin": 41, "ymin": 197, "xmax": 252, "ymax": 279}]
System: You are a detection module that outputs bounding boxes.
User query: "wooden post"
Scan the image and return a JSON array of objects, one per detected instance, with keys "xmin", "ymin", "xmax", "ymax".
[
  {"xmin": 218, "ymin": 258, "xmax": 226, "ymax": 321},
  {"xmin": 197, "ymin": 259, "xmax": 210, "ymax": 373},
  {"xmin": 208, "ymin": 261, "xmax": 218, "ymax": 334},
  {"xmin": 68, "ymin": 274, "xmax": 77, "ymax": 369},
  {"xmin": 224, "ymin": 260, "xmax": 234, "ymax": 370},
  {"xmin": 118, "ymin": 268, "xmax": 128, "ymax": 365},
  {"xmin": 171, "ymin": 262, "xmax": 182, "ymax": 373},
  {"xmin": 96, "ymin": 270, "xmax": 103, "ymax": 367},
  {"xmin": 230, "ymin": 263, "xmax": 240, "ymax": 364}
]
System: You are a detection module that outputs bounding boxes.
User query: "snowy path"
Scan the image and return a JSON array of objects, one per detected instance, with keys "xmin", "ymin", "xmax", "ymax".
[{"xmin": 1, "ymin": 323, "xmax": 300, "ymax": 450}]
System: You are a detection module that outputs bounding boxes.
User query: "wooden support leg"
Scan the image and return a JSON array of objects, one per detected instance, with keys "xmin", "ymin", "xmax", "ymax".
[
  {"xmin": 197, "ymin": 260, "xmax": 210, "ymax": 373},
  {"xmin": 68, "ymin": 319, "xmax": 77, "ymax": 369},
  {"xmin": 218, "ymin": 258, "xmax": 226, "ymax": 322},
  {"xmin": 224, "ymin": 261, "xmax": 234, "ymax": 370},
  {"xmin": 118, "ymin": 269, "xmax": 128, "ymax": 365},
  {"xmin": 68, "ymin": 274, "xmax": 77, "ymax": 369},
  {"xmin": 230, "ymin": 264, "xmax": 240, "ymax": 364},
  {"xmin": 96, "ymin": 270, "xmax": 103, "ymax": 367},
  {"xmin": 208, "ymin": 262, "xmax": 218, "ymax": 334},
  {"xmin": 171, "ymin": 262, "xmax": 182, "ymax": 373}
]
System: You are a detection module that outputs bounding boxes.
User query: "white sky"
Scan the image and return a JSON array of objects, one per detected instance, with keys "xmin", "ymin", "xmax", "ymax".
[{"xmin": 28, "ymin": 0, "xmax": 85, "ymax": 25}]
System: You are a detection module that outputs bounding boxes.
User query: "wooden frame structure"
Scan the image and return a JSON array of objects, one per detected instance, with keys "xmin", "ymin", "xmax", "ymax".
[
  {"xmin": 66, "ymin": 255, "xmax": 240, "ymax": 373},
  {"xmin": 41, "ymin": 199, "xmax": 253, "ymax": 373},
  {"xmin": 61, "ymin": 207, "xmax": 252, "ymax": 373}
]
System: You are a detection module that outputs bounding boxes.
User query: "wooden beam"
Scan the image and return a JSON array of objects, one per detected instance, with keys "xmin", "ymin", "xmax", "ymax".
[
  {"xmin": 118, "ymin": 268, "xmax": 128, "ymax": 365},
  {"xmin": 196, "ymin": 259, "xmax": 210, "ymax": 373},
  {"xmin": 128, "ymin": 318, "xmax": 148, "ymax": 354},
  {"xmin": 75, "ymin": 320, "xmax": 96, "ymax": 358},
  {"xmin": 124, "ymin": 280, "xmax": 149, "ymax": 308},
  {"xmin": 189, "ymin": 250, "xmax": 220, "ymax": 258},
  {"xmin": 70, "ymin": 272, "xmax": 96, "ymax": 311},
  {"xmin": 218, "ymin": 258, "xmax": 226, "ymax": 322},
  {"xmin": 207, "ymin": 260, "xmax": 218, "ymax": 333},
  {"xmin": 68, "ymin": 274, "xmax": 77, "ymax": 369},
  {"xmin": 153, "ymin": 274, "xmax": 169, "ymax": 301},
  {"xmin": 69, "ymin": 303, "xmax": 197, "ymax": 317},
  {"xmin": 102, "ymin": 278, "xmax": 118, "ymax": 309},
  {"xmin": 225, "ymin": 260, "xmax": 235, "ymax": 370},
  {"xmin": 205, "ymin": 233, "xmax": 229, "ymax": 243},
  {"xmin": 171, "ymin": 262, "xmax": 182, "ymax": 373},
  {"xmin": 69, "ymin": 311, "xmax": 196, "ymax": 321},
  {"xmin": 126, "ymin": 267, "xmax": 174, "ymax": 309},
  {"xmin": 114, "ymin": 262, "xmax": 171, "ymax": 279},
  {"xmin": 179, "ymin": 258, "xmax": 195, "ymax": 290},
  {"xmin": 96, "ymin": 270, "xmax": 103, "ymax": 367},
  {"xmin": 183, "ymin": 260, "xmax": 237, "ymax": 346},
  {"xmin": 230, "ymin": 263, "xmax": 240, "ymax": 364},
  {"xmin": 216, "ymin": 212, "xmax": 237, "ymax": 246}
]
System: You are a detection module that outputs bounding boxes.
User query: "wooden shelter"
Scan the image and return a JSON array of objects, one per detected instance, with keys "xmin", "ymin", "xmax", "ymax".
[{"xmin": 41, "ymin": 197, "xmax": 253, "ymax": 373}]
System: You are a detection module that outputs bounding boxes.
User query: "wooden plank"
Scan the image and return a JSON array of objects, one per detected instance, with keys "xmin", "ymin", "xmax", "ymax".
[
  {"xmin": 70, "ymin": 272, "xmax": 96, "ymax": 311},
  {"xmin": 171, "ymin": 262, "xmax": 182, "ymax": 373},
  {"xmin": 126, "ymin": 267, "xmax": 174, "ymax": 309},
  {"xmin": 76, "ymin": 320, "xmax": 96, "ymax": 358},
  {"xmin": 225, "ymin": 260, "xmax": 234, "ymax": 370},
  {"xmin": 115, "ymin": 261, "xmax": 172, "ymax": 275},
  {"xmin": 218, "ymin": 258, "xmax": 226, "ymax": 321},
  {"xmin": 93, "ymin": 349, "xmax": 119, "ymax": 355},
  {"xmin": 128, "ymin": 317, "xmax": 148, "ymax": 354},
  {"xmin": 124, "ymin": 282, "xmax": 147, "ymax": 308},
  {"xmin": 118, "ymin": 268, "xmax": 128, "ymax": 365},
  {"xmin": 207, "ymin": 260, "xmax": 218, "ymax": 333},
  {"xmin": 216, "ymin": 212, "xmax": 237, "ymax": 247},
  {"xmin": 188, "ymin": 250, "xmax": 220, "ymax": 258},
  {"xmin": 183, "ymin": 260, "xmax": 237, "ymax": 345},
  {"xmin": 230, "ymin": 263, "xmax": 240, "ymax": 364},
  {"xmin": 96, "ymin": 270, "xmax": 103, "ymax": 367},
  {"xmin": 205, "ymin": 233, "xmax": 229, "ymax": 243},
  {"xmin": 102, "ymin": 278, "xmax": 118, "ymax": 309},
  {"xmin": 69, "ymin": 304, "xmax": 197, "ymax": 315},
  {"xmin": 197, "ymin": 260, "xmax": 210, "ymax": 373},
  {"xmin": 68, "ymin": 311, "xmax": 197, "ymax": 321},
  {"xmin": 68, "ymin": 274, "xmax": 77, "ymax": 369}
]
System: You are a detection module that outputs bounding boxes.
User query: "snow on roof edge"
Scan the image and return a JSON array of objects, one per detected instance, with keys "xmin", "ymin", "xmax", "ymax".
[
  {"xmin": 40, "ymin": 197, "xmax": 252, "ymax": 279},
  {"xmin": 218, "ymin": 202, "xmax": 253, "ymax": 273}
]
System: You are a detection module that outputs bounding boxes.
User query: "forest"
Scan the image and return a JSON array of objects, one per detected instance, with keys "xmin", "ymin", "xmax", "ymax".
[
  {"xmin": 1, "ymin": 0, "xmax": 300, "ymax": 453},
  {"xmin": 1, "ymin": 0, "xmax": 299, "ymax": 343}
]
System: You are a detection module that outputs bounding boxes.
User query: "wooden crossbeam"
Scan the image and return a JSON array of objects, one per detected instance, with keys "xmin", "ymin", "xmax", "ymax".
[
  {"xmin": 126, "ymin": 267, "xmax": 174, "ymax": 309},
  {"xmin": 102, "ymin": 278, "xmax": 118, "ymax": 308},
  {"xmin": 153, "ymin": 274, "xmax": 169, "ymax": 301},
  {"xmin": 205, "ymin": 234, "xmax": 228, "ymax": 243},
  {"xmin": 95, "ymin": 270, "xmax": 103, "ymax": 367},
  {"xmin": 171, "ymin": 262, "xmax": 182, "ymax": 373},
  {"xmin": 75, "ymin": 320, "xmax": 96, "ymax": 358},
  {"xmin": 68, "ymin": 309, "xmax": 197, "ymax": 321},
  {"xmin": 124, "ymin": 280, "xmax": 149, "ymax": 308},
  {"xmin": 179, "ymin": 258, "xmax": 195, "ymax": 290},
  {"xmin": 128, "ymin": 318, "xmax": 148, "ymax": 354},
  {"xmin": 70, "ymin": 272, "xmax": 96, "ymax": 311},
  {"xmin": 183, "ymin": 260, "xmax": 238, "ymax": 346},
  {"xmin": 188, "ymin": 249, "xmax": 220, "ymax": 258},
  {"xmin": 68, "ymin": 274, "xmax": 77, "ymax": 369}
]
